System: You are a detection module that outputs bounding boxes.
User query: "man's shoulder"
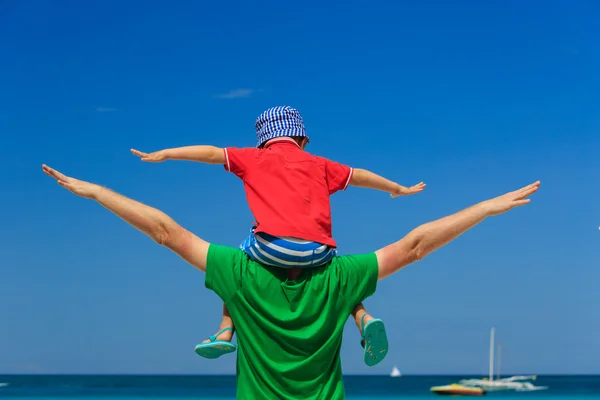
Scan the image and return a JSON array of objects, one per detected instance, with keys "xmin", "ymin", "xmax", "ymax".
[
  {"xmin": 208, "ymin": 243, "xmax": 245, "ymax": 259},
  {"xmin": 205, "ymin": 244, "xmax": 246, "ymax": 298},
  {"xmin": 206, "ymin": 244, "xmax": 278, "ymax": 281},
  {"xmin": 330, "ymin": 253, "xmax": 378, "ymax": 270},
  {"xmin": 329, "ymin": 253, "xmax": 379, "ymax": 282},
  {"xmin": 328, "ymin": 253, "xmax": 379, "ymax": 302},
  {"xmin": 307, "ymin": 253, "xmax": 378, "ymax": 281}
]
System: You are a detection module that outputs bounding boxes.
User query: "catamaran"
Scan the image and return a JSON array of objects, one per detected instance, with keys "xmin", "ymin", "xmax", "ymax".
[{"xmin": 459, "ymin": 328, "xmax": 548, "ymax": 392}]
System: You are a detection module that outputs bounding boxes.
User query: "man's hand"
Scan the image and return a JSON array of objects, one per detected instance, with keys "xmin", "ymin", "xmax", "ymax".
[
  {"xmin": 42, "ymin": 165, "xmax": 100, "ymax": 199},
  {"xmin": 390, "ymin": 182, "xmax": 426, "ymax": 198},
  {"xmin": 376, "ymin": 180, "xmax": 540, "ymax": 279},
  {"xmin": 131, "ymin": 148, "xmax": 168, "ymax": 162},
  {"xmin": 481, "ymin": 181, "xmax": 541, "ymax": 216},
  {"xmin": 42, "ymin": 164, "xmax": 210, "ymax": 273}
]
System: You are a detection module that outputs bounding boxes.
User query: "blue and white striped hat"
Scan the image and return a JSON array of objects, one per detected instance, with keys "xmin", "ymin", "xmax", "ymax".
[{"xmin": 255, "ymin": 106, "xmax": 309, "ymax": 148}]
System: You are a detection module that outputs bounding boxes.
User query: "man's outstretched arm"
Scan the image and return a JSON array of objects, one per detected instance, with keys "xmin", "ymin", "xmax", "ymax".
[
  {"xmin": 42, "ymin": 164, "xmax": 209, "ymax": 272},
  {"xmin": 376, "ymin": 181, "xmax": 540, "ymax": 280}
]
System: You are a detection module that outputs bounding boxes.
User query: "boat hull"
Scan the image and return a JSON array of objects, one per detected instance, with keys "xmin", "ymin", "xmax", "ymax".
[{"xmin": 431, "ymin": 384, "xmax": 485, "ymax": 396}]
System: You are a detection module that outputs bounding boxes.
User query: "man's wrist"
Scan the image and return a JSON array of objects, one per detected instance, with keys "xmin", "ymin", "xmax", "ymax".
[
  {"xmin": 89, "ymin": 184, "xmax": 106, "ymax": 201},
  {"xmin": 473, "ymin": 201, "xmax": 492, "ymax": 218}
]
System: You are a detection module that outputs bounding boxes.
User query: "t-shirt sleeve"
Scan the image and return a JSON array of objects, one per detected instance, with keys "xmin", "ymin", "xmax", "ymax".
[
  {"xmin": 324, "ymin": 158, "xmax": 353, "ymax": 194},
  {"xmin": 205, "ymin": 244, "xmax": 244, "ymax": 303},
  {"xmin": 223, "ymin": 147, "xmax": 258, "ymax": 179},
  {"xmin": 334, "ymin": 253, "xmax": 378, "ymax": 306}
]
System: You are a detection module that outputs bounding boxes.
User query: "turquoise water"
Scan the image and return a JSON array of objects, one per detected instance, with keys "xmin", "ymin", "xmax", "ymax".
[{"xmin": 0, "ymin": 375, "xmax": 598, "ymax": 399}]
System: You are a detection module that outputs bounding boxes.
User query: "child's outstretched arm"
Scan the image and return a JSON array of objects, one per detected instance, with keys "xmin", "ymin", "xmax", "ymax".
[
  {"xmin": 130, "ymin": 146, "xmax": 225, "ymax": 164},
  {"xmin": 350, "ymin": 168, "xmax": 426, "ymax": 197}
]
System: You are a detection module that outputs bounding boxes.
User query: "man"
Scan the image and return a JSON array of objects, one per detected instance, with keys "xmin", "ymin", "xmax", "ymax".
[{"xmin": 42, "ymin": 164, "xmax": 539, "ymax": 399}]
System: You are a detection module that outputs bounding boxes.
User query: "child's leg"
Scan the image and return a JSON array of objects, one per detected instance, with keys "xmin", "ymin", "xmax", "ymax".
[
  {"xmin": 202, "ymin": 303, "xmax": 235, "ymax": 343},
  {"xmin": 351, "ymin": 303, "xmax": 373, "ymax": 338},
  {"xmin": 194, "ymin": 303, "xmax": 236, "ymax": 359},
  {"xmin": 351, "ymin": 303, "xmax": 389, "ymax": 367}
]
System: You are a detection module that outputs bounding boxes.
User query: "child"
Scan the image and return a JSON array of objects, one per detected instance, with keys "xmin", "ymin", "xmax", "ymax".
[{"xmin": 131, "ymin": 106, "xmax": 425, "ymax": 366}]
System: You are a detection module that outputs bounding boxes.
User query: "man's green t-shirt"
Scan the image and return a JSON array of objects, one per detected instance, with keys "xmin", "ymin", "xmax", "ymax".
[{"xmin": 205, "ymin": 244, "xmax": 378, "ymax": 400}]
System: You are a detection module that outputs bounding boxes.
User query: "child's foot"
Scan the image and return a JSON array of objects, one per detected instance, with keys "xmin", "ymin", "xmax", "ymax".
[
  {"xmin": 356, "ymin": 313, "xmax": 372, "ymax": 346},
  {"xmin": 194, "ymin": 327, "xmax": 236, "ymax": 359},
  {"xmin": 358, "ymin": 314, "xmax": 389, "ymax": 367},
  {"xmin": 201, "ymin": 326, "xmax": 234, "ymax": 344}
]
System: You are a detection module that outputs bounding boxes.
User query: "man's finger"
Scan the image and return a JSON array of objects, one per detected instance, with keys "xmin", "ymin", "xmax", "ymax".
[
  {"xmin": 520, "ymin": 181, "xmax": 540, "ymax": 191},
  {"xmin": 130, "ymin": 149, "xmax": 147, "ymax": 157},
  {"xmin": 515, "ymin": 183, "xmax": 540, "ymax": 200},
  {"xmin": 513, "ymin": 199, "xmax": 531, "ymax": 206},
  {"xmin": 516, "ymin": 181, "xmax": 541, "ymax": 195},
  {"xmin": 42, "ymin": 164, "xmax": 57, "ymax": 177},
  {"xmin": 42, "ymin": 165, "xmax": 67, "ymax": 181},
  {"xmin": 522, "ymin": 185, "xmax": 539, "ymax": 197},
  {"xmin": 42, "ymin": 164, "xmax": 54, "ymax": 176},
  {"xmin": 507, "ymin": 181, "xmax": 539, "ymax": 200}
]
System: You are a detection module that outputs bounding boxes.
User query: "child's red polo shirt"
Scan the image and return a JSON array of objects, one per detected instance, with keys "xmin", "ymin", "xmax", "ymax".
[{"xmin": 224, "ymin": 138, "xmax": 352, "ymax": 247}]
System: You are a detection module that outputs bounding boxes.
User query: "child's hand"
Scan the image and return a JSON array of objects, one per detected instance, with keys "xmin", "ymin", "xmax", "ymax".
[
  {"xmin": 131, "ymin": 148, "xmax": 168, "ymax": 162},
  {"xmin": 390, "ymin": 182, "xmax": 426, "ymax": 198},
  {"xmin": 405, "ymin": 182, "xmax": 426, "ymax": 195}
]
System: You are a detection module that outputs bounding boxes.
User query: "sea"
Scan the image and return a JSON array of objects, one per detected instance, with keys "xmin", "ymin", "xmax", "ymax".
[{"xmin": 0, "ymin": 375, "xmax": 599, "ymax": 399}]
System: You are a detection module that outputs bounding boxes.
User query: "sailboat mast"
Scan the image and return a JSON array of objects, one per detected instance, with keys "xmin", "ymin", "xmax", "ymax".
[
  {"xmin": 497, "ymin": 340, "xmax": 502, "ymax": 380},
  {"xmin": 489, "ymin": 328, "xmax": 495, "ymax": 381}
]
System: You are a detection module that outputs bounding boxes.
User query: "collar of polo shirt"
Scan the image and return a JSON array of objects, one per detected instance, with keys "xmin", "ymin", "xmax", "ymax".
[{"xmin": 263, "ymin": 137, "xmax": 301, "ymax": 149}]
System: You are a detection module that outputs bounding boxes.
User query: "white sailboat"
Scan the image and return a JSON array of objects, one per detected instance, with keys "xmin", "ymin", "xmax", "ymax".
[
  {"xmin": 459, "ymin": 328, "xmax": 547, "ymax": 392},
  {"xmin": 390, "ymin": 366, "xmax": 401, "ymax": 377}
]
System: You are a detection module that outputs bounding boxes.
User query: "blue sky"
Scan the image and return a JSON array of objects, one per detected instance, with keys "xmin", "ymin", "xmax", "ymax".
[{"xmin": 1, "ymin": 0, "xmax": 598, "ymax": 375}]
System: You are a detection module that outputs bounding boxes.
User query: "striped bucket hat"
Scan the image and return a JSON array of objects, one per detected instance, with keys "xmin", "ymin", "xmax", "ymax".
[{"xmin": 255, "ymin": 106, "xmax": 309, "ymax": 148}]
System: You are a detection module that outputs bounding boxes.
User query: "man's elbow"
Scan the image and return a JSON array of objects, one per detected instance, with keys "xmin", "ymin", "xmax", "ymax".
[
  {"xmin": 412, "ymin": 246, "xmax": 426, "ymax": 262},
  {"xmin": 150, "ymin": 221, "xmax": 178, "ymax": 247},
  {"xmin": 376, "ymin": 241, "xmax": 421, "ymax": 279},
  {"xmin": 408, "ymin": 233, "xmax": 429, "ymax": 262}
]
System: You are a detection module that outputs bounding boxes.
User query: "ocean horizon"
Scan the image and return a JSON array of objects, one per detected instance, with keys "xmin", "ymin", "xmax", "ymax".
[
  {"xmin": 3, "ymin": 373, "xmax": 600, "ymax": 376},
  {"xmin": 1, "ymin": 374, "xmax": 599, "ymax": 399}
]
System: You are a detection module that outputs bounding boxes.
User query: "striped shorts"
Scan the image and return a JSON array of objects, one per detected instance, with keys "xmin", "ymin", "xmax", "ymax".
[{"xmin": 240, "ymin": 229, "xmax": 337, "ymax": 268}]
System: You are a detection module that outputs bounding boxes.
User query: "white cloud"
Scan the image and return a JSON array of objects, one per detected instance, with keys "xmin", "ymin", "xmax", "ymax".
[
  {"xmin": 214, "ymin": 88, "xmax": 255, "ymax": 99},
  {"xmin": 96, "ymin": 107, "xmax": 117, "ymax": 112}
]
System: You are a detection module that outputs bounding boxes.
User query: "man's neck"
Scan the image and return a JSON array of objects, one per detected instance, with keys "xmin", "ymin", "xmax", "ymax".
[{"xmin": 287, "ymin": 268, "xmax": 302, "ymax": 280}]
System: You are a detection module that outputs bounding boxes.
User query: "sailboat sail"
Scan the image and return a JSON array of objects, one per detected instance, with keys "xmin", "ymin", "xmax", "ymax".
[{"xmin": 458, "ymin": 328, "xmax": 548, "ymax": 392}]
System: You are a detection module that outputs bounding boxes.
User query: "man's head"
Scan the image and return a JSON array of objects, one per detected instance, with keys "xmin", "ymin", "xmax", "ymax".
[{"xmin": 255, "ymin": 106, "xmax": 310, "ymax": 149}]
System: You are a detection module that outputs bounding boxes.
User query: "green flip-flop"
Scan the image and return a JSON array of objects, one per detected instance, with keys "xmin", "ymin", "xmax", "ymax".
[
  {"xmin": 194, "ymin": 327, "xmax": 236, "ymax": 359},
  {"xmin": 360, "ymin": 315, "xmax": 389, "ymax": 367}
]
